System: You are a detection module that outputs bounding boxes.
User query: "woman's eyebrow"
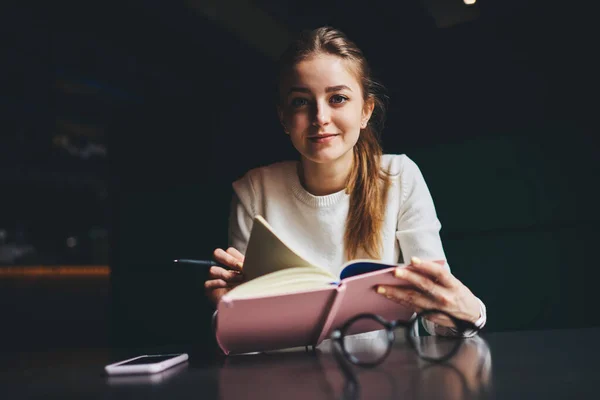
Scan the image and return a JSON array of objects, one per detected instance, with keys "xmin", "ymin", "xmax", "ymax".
[
  {"xmin": 325, "ymin": 85, "xmax": 352, "ymax": 93},
  {"xmin": 287, "ymin": 85, "xmax": 353, "ymax": 95}
]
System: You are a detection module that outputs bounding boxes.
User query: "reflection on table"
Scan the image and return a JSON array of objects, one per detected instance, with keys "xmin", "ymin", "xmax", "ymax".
[
  {"xmin": 2, "ymin": 328, "xmax": 599, "ymax": 399},
  {"xmin": 219, "ymin": 335, "xmax": 492, "ymax": 400}
]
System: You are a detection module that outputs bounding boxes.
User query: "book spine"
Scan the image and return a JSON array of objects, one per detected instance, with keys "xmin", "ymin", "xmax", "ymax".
[
  {"xmin": 314, "ymin": 283, "xmax": 347, "ymax": 345},
  {"xmin": 213, "ymin": 307, "xmax": 231, "ymax": 355}
]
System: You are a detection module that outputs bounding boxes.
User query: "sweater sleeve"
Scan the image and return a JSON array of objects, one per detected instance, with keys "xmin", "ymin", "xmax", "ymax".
[
  {"xmin": 395, "ymin": 156, "xmax": 447, "ymax": 263},
  {"xmin": 228, "ymin": 172, "xmax": 257, "ymax": 255},
  {"xmin": 395, "ymin": 156, "xmax": 487, "ymax": 336}
]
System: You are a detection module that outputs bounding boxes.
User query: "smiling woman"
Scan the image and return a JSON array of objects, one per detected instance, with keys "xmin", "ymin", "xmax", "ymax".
[
  {"xmin": 204, "ymin": 26, "xmax": 486, "ymax": 337},
  {"xmin": 279, "ymin": 55, "xmax": 370, "ymax": 169},
  {"xmin": 275, "ymin": 28, "xmax": 388, "ymax": 259}
]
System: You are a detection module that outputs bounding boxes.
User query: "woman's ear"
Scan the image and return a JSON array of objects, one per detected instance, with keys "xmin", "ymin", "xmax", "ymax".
[
  {"xmin": 361, "ymin": 97, "xmax": 375, "ymax": 129},
  {"xmin": 277, "ymin": 105, "xmax": 289, "ymax": 134}
]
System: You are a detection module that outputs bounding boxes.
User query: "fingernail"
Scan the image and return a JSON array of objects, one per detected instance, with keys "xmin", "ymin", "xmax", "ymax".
[
  {"xmin": 394, "ymin": 268, "xmax": 404, "ymax": 277},
  {"xmin": 411, "ymin": 256, "xmax": 422, "ymax": 266},
  {"xmin": 236, "ymin": 262, "xmax": 244, "ymax": 269},
  {"xmin": 377, "ymin": 286, "xmax": 386, "ymax": 294}
]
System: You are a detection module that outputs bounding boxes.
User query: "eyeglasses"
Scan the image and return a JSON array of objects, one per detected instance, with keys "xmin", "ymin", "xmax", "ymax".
[{"xmin": 330, "ymin": 309, "xmax": 480, "ymax": 370}]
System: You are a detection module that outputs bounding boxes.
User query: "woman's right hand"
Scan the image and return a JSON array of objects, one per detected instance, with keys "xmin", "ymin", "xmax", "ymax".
[{"xmin": 204, "ymin": 247, "xmax": 245, "ymax": 305}]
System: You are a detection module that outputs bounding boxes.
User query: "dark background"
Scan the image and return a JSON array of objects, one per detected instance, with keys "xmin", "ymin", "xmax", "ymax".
[{"xmin": 1, "ymin": 0, "xmax": 597, "ymax": 354}]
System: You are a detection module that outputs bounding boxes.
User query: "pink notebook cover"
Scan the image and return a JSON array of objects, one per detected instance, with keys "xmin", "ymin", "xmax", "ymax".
[{"xmin": 215, "ymin": 267, "xmax": 415, "ymax": 355}]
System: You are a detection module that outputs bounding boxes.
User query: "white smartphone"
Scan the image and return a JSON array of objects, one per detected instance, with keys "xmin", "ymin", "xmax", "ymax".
[
  {"xmin": 106, "ymin": 361, "xmax": 189, "ymax": 385},
  {"xmin": 104, "ymin": 353, "xmax": 189, "ymax": 375}
]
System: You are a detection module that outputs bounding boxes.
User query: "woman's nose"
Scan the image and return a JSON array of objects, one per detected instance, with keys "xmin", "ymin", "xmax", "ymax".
[{"xmin": 312, "ymin": 101, "xmax": 331, "ymax": 127}]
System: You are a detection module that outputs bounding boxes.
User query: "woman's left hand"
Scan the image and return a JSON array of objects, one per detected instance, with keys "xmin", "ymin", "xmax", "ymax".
[{"xmin": 376, "ymin": 256, "xmax": 481, "ymax": 328}]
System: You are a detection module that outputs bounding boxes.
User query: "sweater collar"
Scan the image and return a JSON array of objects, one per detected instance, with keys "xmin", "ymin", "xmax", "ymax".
[{"xmin": 288, "ymin": 162, "xmax": 349, "ymax": 208}]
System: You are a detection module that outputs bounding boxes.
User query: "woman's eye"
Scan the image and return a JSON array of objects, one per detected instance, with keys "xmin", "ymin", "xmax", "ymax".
[
  {"xmin": 291, "ymin": 98, "xmax": 308, "ymax": 107},
  {"xmin": 330, "ymin": 95, "xmax": 348, "ymax": 104}
]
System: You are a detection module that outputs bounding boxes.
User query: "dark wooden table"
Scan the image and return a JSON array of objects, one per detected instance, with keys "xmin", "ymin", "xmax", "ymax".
[{"xmin": 1, "ymin": 327, "xmax": 598, "ymax": 399}]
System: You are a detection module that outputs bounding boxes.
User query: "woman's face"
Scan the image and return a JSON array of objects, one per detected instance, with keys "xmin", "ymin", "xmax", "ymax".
[{"xmin": 278, "ymin": 54, "xmax": 373, "ymax": 166}]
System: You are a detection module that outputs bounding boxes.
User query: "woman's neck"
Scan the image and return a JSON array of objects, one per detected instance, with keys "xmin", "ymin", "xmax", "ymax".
[{"xmin": 299, "ymin": 152, "xmax": 353, "ymax": 196}]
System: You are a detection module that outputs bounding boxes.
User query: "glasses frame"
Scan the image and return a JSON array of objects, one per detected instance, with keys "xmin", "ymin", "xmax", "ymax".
[{"xmin": 330, "ymin": 309, "xmax": 480, "ymax": 368}]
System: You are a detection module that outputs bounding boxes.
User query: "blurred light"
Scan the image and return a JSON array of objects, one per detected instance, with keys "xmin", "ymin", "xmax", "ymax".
[
  {"xmin": 464, "ymin": 0, "xmax": 476, "ymax": 5},
  {"xmin": 0, "ymin": 266, "xmax": 110, "ymax": 278},
  {"xmin": 67, "ymin": 237, "xmax": 77, "ymax": 248}
]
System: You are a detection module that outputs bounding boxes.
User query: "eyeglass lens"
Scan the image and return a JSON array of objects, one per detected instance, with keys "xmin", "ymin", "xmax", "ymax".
[
  {"xmin": 342, "ymin": 312, "xmax": 466, "ymax": 364},
  {"xmin": 409, "ymin": 311, "xmax": 465, "ymax": 361},
  {"xmin": 342, "ymin": 317, "xmax": 391, "ymax": 364}
]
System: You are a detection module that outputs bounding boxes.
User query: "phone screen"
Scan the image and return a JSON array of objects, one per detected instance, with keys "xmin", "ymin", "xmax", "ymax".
[{"xmin": 118, "ymin": 355, "xmax": 178, "ymax": 366}]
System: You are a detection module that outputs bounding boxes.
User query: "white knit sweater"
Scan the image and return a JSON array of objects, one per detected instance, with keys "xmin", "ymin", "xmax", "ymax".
[{"xmin": 228, "ymin": 154, "xmax": 486, "ymax": 336}]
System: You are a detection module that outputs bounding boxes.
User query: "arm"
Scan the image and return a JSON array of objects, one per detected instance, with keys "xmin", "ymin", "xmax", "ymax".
[
  {"xmin": 227, "ymin": 167, "xmax": 261, "ymax": 253},
  {"xmin": 389, "ymin": 157, "xmax": 487, "ymax": 336},
  {"xmin": 205, "ymin": 172, "xmax": 257, "ymax": 304},
  {"xmin": 228, "ymin": 190, "xmax": 255, "ymax": 255},
  {"xmin": 395, "ymin": 156, "xmax": 448, "ymax": 264}
]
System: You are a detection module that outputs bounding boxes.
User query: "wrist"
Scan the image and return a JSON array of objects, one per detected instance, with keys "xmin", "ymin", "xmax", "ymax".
[
  {"xmin": 464, "ymin": 293, "xmax": 482, "ymax": 324},
  {"xmin": 468, "ymin": 297, "xmax": 486, "ymax": 329}
]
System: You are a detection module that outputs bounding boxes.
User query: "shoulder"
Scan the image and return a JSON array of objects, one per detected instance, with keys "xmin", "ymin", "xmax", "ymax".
[
  {"xmin": 383, "ymin": 154, "xmax": 436, "ymax": 206},
  {"xmin": 381, "ymin": 154, "xmax": 420, "ymax": 177},
  {"xmin": 382, "ymin": 154, "xmax": 429, "ymax": 202},
  {"xmin": 232, "ymin": 160, "xmax": 297, "ymax": 194}
]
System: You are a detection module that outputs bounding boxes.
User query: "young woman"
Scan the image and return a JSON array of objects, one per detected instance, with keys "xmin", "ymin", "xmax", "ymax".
[{"xmin": 205, "ymin": 27, "xmax": 486, "ymax": 336}]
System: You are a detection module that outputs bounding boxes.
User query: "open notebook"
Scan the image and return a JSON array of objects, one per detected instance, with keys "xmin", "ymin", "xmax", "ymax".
[{"xmin": 215, "ymin": 215, "xmax": 416, "ymax": 355}]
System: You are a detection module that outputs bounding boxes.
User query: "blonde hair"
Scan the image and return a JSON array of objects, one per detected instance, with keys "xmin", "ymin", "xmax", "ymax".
[{"xmin": 278, "ymin": 27, "xmax": 391, "ymax": 260}]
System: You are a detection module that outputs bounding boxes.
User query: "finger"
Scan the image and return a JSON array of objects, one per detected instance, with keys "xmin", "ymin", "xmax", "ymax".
[
  {"xmin": 226, "ymin": 247, "xmax": 245, "ymax": 262},
  {"xmin": 213, "ymin": 248, "xmax": 244, "ymax": 271},
  {"xmin": 205, "ymin": 280, "xmax": 243, "ymax": 291},
  {"xmin": 408, "ymin": 305, "xmax": 453, "ymax": 326},
  {"xmin": 209, "ymin": 266, "xmax": 244, "ymax": 282},
  {"xmin": 421, "ymin": 313, "xmax": 456, "ymax": 329},
  {"xmin": 394, "ymin": 267, "xmax": 440, "ymax": 299},
  {"xmin": 206, "ymin": 288, "xmax": 228, "ymax": 305},
  {"xmin": 377, "ymin": 285, "xmax": 439, "ymax": 311},
  {"xmin": 204, "ymin": 279, "xmax": 228, "ymax": 289},
  {"xmin": 408, "ymin": 257, "xmax": 453, "ymax": 288}
]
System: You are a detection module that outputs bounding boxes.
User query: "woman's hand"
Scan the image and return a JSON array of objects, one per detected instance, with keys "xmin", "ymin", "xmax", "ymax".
[
  {"xmin": 204, "ymin": 247, "xmax": 245, "ymax": 305},
  {"xmin": 376, "ymin": 256, "xmax": 481, "ymax": 328}
]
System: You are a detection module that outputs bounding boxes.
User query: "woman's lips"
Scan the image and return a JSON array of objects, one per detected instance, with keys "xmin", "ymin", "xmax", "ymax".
[{"xmin": 308, "ymin": 134, "xmax": 338, "ymax": 143}]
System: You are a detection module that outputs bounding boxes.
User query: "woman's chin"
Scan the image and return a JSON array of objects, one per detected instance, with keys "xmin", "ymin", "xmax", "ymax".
[{"xmin": 302, "ymin": 148, "xmax": 351, "ymax": 165}]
